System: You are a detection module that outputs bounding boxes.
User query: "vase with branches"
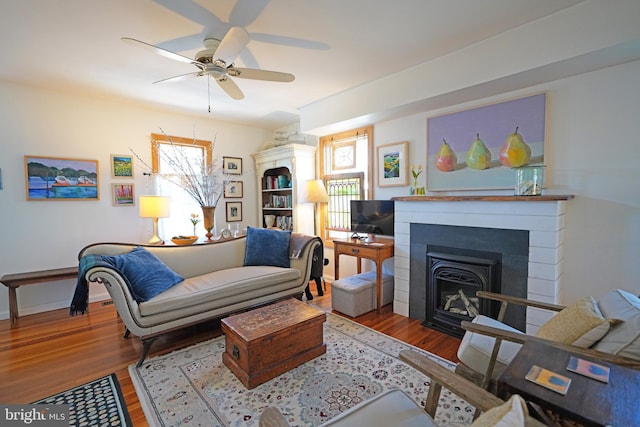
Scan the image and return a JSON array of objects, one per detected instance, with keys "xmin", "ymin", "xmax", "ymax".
[{"xmin": 131, "ymin": 128, "xmax": 233, "ymax": 240}]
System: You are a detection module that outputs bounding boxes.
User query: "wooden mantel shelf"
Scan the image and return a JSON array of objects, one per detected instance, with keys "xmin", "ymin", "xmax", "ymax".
[{"xmin": 392, "ymin": 195, "xmax": 574, "ymax": 202}]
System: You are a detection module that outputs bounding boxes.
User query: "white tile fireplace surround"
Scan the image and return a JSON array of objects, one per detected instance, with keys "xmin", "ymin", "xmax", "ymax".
[{"xmin": 392, "ymin": 195, "xmax": 574, "ymax": 334}]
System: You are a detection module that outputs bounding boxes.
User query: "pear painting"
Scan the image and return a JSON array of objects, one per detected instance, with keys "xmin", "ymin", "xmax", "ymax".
[
  {"xmin": 435, "ymin": 139, "xmax": 457, "ymax": 172},
  {"xmin": 466, "ymin": 133, "xmax": 492, "ymax": 170},
  {"xmin": 499, "ymin": 126, "xmax": 532, "ymax": 167}
]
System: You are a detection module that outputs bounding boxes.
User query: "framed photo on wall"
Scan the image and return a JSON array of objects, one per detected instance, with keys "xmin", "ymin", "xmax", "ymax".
[
  {"xmin": 377, "ymin": 141, "xmax": 408, "ymax": 187},
  {"xmin": 223, "ymin": 157, "xmax": 242, "ymax": 175},
  {"xmin": 226, "ymin": 201, "xmax": 242, "ymax": 222},
  {"xmin": 426, "ymin": 92, "xmax": 547, "ymax": 191},
  {"xmin": 110, "ymin": 154, "xmax": 133, "ymax": 178},
  {"xmin": 224, "ymin": 181, "xmax": 243, "ymax": 198},
  {"xmin": 112, "ymin": 183, "xmax": 135, "ymax": 206},
  {"xmin": 24, "ymin": 155, "xmax": 99, "ymax": 201}
]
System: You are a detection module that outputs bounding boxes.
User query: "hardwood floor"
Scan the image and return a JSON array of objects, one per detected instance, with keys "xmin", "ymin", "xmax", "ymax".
[{"xmin": 0, "ymin": 284, "xmax": 460, "ymax": 426}]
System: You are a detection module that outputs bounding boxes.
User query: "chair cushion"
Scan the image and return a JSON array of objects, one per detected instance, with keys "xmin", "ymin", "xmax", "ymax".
[
  {"xmin": 104, "ymin": 246, "xmax": 184, "ymax": 302},
  {"xmin": 535, "ymin": 296, "xmax": 614, "ymax": 347},
  {"xmin": 244, "ymin": 227, "xmax": 291, "ymax": 268},
  {"xmin": 593, "ymin": 289, "xmax": 640, "ymax": 360},
  {"xmin": 321, "ymin": 389, "xmax": 436, "ymax": 427},
  {"xmin": 457, "ymin": 315, "xmax": 524, "ymax": 380},
  {"xmin": 471, "ymin": 394, "xmax": 528, "ymax": 427}
]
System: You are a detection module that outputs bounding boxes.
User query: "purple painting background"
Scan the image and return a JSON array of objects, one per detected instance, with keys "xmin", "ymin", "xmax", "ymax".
[{"xmin": 427, "ymin": 93, "xmax": 546, "ymax": 154}]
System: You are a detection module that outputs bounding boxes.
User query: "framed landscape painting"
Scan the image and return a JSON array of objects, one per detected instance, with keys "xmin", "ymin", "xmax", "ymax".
[
  {"xmin": 112, "ymin": 183, "xmax": 134, "ymax": 206},
  {"xmin": 25, "ymin": 155, "xmax": 99, "ymax": 201},
  {"xmin": 377, "ymin": 141, "xmax": 408, "ymax": 187},
  {"xmin": 426, "ymin": 92, "xmax": 547, "ymax": 191},
  {"xmin": 111, "ymin": 154, "xmax": 133, "ymax": 178}
]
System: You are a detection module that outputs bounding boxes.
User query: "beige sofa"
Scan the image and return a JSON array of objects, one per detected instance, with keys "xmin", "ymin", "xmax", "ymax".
[{"xmin": 77, "ymin": 234, "xmax": 321, "ymax": 366}]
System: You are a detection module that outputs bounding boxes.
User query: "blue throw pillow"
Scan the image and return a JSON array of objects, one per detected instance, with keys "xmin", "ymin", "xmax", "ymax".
[
  {"xmin": 244, "ymin": 227, "xmax": 291, "ymax": 268},
  {"xmin": 105, "ymin": 246, "xmax": 184, "ymax": 302}
]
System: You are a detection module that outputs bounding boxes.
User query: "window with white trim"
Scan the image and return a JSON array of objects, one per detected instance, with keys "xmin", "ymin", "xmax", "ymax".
[{"xmin": 319, "ymin": 127, "xmax": 373, "ymax": 242}]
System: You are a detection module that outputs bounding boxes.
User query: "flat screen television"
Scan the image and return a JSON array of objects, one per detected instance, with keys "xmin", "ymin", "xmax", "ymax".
[{"xmin": 350, "ymin": 200, "xmax": 395, "ymax": 237}]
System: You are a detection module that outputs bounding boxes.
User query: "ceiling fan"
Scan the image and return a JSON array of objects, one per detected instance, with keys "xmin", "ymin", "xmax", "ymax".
[{"xmin": 122, "ymin": 27, "xmax": 295, "ymax": 100}]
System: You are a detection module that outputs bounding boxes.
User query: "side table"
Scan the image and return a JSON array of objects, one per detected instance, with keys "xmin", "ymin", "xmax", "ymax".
[
  {"xmin": 498, "ymin": 339, "xmax": 640, "ymax": 426},
  {"xmin": 333, "ymin": 237, "xmax": 394, "ymax": 313}
]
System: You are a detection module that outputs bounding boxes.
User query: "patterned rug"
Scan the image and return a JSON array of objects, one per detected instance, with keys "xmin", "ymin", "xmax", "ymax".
[
  {"xmin": 33, "ymin": 373, "xmax": 132, "ymax": 426},
  {"xmin": 129, "ymin": 313, "xmax": 475, "ymax": 426}
]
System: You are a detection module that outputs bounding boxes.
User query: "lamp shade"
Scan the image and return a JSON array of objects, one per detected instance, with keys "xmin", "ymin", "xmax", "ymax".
[
  {"xmin": 139, "ymin": 195, "xmax": 170, "ymax": 218},
  {"xmin": 302, "ymin": 179, "xmax": 329, "ymax": 203}
]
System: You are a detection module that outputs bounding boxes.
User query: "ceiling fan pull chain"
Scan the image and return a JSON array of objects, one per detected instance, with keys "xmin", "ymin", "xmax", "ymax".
[{"xmin": 208, "ymin": 76, "xmax": 212, "ymax": 113}]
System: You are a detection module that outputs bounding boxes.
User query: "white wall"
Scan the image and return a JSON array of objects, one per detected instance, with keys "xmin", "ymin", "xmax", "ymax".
[
  {"xmin": 0, "ymin": 82, "xmax": 270, "ymax": 319},
  {"xmin": 371, "ymin": 60, "xmax": 640, "ymax": 304}
]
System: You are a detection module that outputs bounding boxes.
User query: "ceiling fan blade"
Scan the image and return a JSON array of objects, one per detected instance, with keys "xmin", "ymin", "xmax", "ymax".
[
  {"xmin": 216, "ymin": 77, "xmax": 244, "ymax": 100},
  {"xmin": 122, "ymin": 37, "xmax": 200, "ymax": 66},
  {"xmin": 228, "ymin": 67, "xmax": 295, "ymax": 83},
  {"xmin": 153, "ymin": 71, "xmax": 203, "ymax": 85},
  {"xmin": 229, "ymin": 0, "xmax": 270, "ymax": 27},
  {"xmin": 215, "ymin": 27, "xmax": 250, "ymax": 65}
]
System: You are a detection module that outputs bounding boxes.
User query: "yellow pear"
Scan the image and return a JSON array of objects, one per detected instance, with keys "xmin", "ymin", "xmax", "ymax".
[{"xmin": 499, "ymin": 127, "xmax": 531, "ymax": 167}]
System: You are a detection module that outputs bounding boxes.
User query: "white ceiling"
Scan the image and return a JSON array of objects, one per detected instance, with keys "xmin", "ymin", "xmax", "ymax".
[{"xmin": 0, "ymin": 0, "xmax": 586, "ymax": 129}]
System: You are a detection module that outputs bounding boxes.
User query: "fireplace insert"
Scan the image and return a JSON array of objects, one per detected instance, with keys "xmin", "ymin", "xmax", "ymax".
[{"xmin": 424, "ymin": 251, "xmax": 499, "ymax": 338}]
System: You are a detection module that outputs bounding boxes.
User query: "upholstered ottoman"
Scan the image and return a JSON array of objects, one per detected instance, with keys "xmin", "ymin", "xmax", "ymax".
[{"xmin": 331, "ymin": 271, "xmax": 394, "ymax": 317}]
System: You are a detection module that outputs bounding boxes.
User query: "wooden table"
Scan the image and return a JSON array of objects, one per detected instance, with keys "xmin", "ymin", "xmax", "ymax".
[
  {"xmin": 497, "ymin": 339, "xmax": 640, "ymax": 426},
  {"xmin": 1, "ymin": 267, "xmax": 79, "ymax": 328},
  {"xmin": 333, "ymin": 237, "xmax": 394, "ymax": 313}
]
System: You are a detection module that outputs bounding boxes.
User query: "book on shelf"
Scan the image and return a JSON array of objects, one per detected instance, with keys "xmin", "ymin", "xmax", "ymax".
[
  {"xmin": 525, "ymin": 365, "xmax": 571, "ymax": 395},
  {"xmin": 566, "ymin": 356, "xmax": 610, "ymax": 383}
]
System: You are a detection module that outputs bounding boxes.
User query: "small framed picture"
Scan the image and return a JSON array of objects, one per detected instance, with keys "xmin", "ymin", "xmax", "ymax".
[
  {"xmin": 226, "ymin": 201, "xmax": 242, "ymax": 222},
  {"xmin": 112, "ymin": 183, "xmax": 135, "ymax": 206},
  {"xmin": 377, "ymin": 141, "xmax": 408, "ymax": 187},
  {"xmin": 224, "ymin": 181, "xmax": 243, "ymax": 198},
  {"xmin": 111, "ymin": 154, "xmax": 134, "ymax": 178},
  {"xmin": 223, "ymin": 156, "xmax": 242, "ymax": 175}
]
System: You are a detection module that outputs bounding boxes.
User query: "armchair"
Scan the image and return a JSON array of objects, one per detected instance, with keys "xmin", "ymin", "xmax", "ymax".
[
  {"xmin": 456, "ymin": 289, "xmax": 640, "ymax": 389},
  {"xmin": 260, "ymin": 350, "xmax": 545, "ymax": 427}
]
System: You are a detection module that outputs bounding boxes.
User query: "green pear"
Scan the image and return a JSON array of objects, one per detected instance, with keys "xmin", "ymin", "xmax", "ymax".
[
  {"xmin": 499, "ymin": 127, "xmax": 531, "ymax": 167},
  {"xmin": 435, "ymin": 139, "xmax": 457, "ymax": 172},
  {"xmin": 466, "ymin": 133, "xmax": 492, "ymax": 170}
]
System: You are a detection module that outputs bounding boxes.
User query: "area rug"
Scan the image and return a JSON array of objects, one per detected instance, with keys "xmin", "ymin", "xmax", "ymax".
[
  {"xmin": 33, "ymin": 373, "xmax": 132, "ymax": 426},
  {"xmin": 129, "ymin": 313, "xmax": 475, "ymax": 426}
]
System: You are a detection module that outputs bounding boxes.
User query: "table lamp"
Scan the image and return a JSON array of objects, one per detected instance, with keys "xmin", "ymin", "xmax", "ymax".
[
  {"xmin": 302, "ymin": 179, "xmax": 329, "ymax": 235},
  {"xmin": 139, "ymin": 195, "xmax": 170, "ymax": 244}
]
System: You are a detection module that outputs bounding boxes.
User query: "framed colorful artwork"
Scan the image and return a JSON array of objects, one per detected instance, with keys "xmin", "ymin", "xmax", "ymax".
[
  {"xmin": 426, "ymin": 92, "xmax": 547, "ymax": 191},
  {"xmin": 226, "ymin": 201, "xmax": 242, "ymax": 222},
  {"xmin": 24, "ymin": 155, "xmax": 99, "ymax": 201},
  {"xmin": 111, "ymin": 154, "xmax": 134, "ymax": 178},
  {"xmin": 112, "ymin": 183, "xmax": 135, "ymax": 206},
  {"xmin": 223, "ymin": 156, "xmax": 242, "ymax": 175},
  {"xmin": 224, "ymin": 181, "xmax": 243, "ymax": 198},
  {"xmin": 377, "ymin": 141, "xmax": 408, "ymax": 187}
]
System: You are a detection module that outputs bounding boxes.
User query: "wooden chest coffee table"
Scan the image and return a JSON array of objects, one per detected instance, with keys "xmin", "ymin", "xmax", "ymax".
[{"xmin": 221, "ymin": 298, "xmax": 326, "ymax": 389}]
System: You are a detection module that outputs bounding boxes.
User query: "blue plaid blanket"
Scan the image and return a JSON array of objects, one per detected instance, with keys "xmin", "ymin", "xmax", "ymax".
[{"xmin": 70, "ymin": 255, "xmax": 119, "ymax": 315}]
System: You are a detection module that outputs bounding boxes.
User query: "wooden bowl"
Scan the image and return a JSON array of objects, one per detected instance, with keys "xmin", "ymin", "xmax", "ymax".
[{"xmin": 171, "ymin": 236, "xmax": 198, "ymax": 245}]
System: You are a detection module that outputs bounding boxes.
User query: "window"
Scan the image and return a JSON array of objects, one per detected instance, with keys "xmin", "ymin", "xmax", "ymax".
[
  {"xmin": 151, "ymin": 133, "xmax": 212, "ymax": 238},
  {"xmin": 319, "ymin": 126, "xmax": 373, "ymax": 242}
]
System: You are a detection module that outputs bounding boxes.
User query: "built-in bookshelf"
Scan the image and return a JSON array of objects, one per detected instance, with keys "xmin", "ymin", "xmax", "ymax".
[{"xmin": 252, "ymin": 144, "xmax": 317, "ymax": 234}]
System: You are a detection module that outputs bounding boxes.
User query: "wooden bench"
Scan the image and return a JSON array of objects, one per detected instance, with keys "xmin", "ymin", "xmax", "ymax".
[{"xmin": 1, "ymin": 267, "xmax": 78, "ymax": 328}]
